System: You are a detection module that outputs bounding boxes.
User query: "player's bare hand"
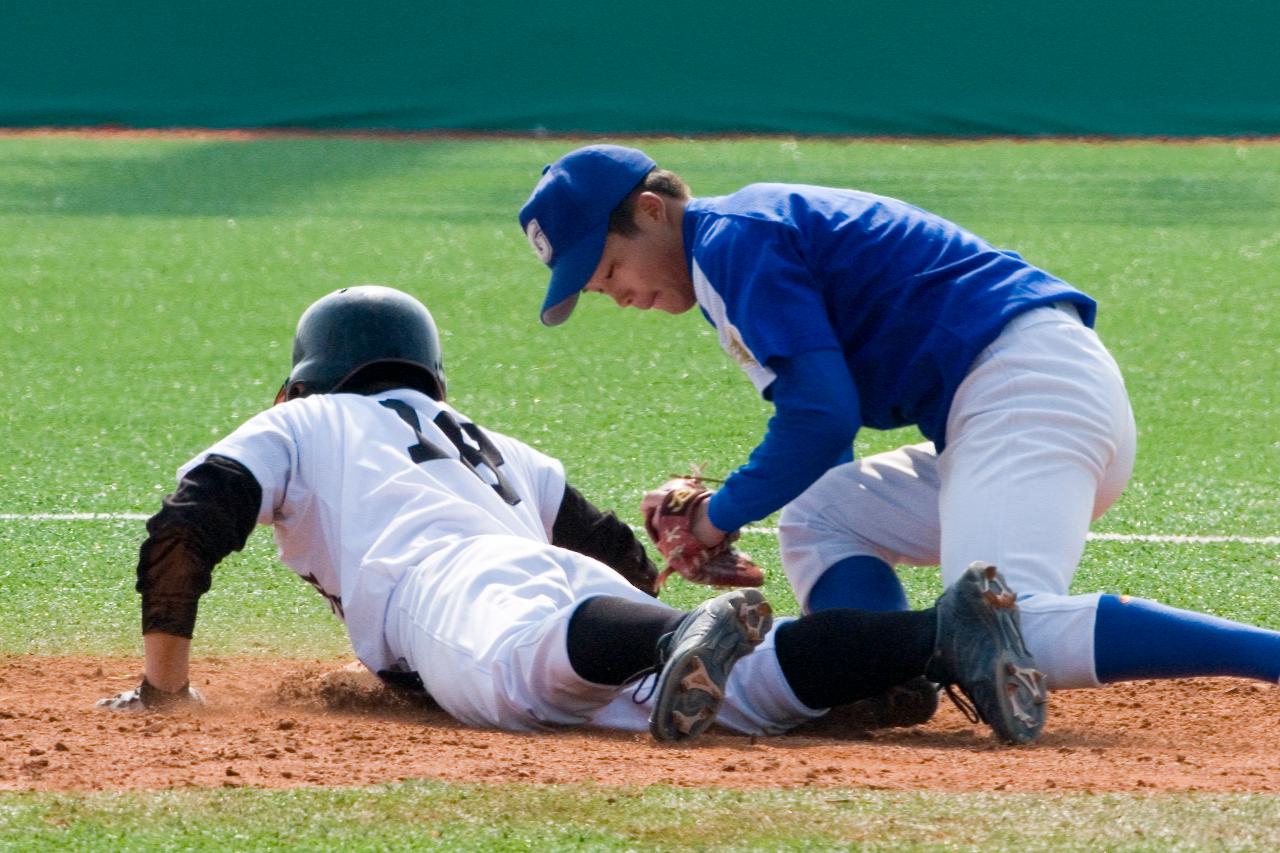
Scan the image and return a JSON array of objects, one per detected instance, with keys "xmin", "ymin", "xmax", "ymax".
[
  {"xmin": 689, "ymin": 500, "xmax": 728, "ymax": 548},
  {"xmin": 97, "ymin": 677, "xmax": 205, "ymax": 712}
]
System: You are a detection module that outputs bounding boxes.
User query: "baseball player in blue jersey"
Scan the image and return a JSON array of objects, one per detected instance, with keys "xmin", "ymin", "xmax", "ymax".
[
  {"xmin": 97, "ymin": 284, "xmax": 1052, "ymax": 744},
  {"xmin": 518, "ymin": 144, "xmax": 1280, "ymax": 730}
]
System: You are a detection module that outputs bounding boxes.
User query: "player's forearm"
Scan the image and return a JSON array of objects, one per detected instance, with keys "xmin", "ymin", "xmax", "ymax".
[
  {"xmin": 137, "ymin": 454, "xmax": 263, "ymax": 636},
  {"xmin": 708, "ymin": 350, "xmax": 860, "ymax": 531},
  {"xmin": 143, "ymin": 633, "xmax": 192, "ymax": 692},
  {"xmin": 552, "ymin": 483, "xmax": 659, "ymax": 594}
]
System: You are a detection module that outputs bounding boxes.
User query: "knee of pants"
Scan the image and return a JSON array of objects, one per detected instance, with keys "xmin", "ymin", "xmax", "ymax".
[
  {"xmin": 778, "ymin": 489, "xmax": 826, "ymax": 539},
  {"xmin": 411, "ymin": 605, "xmax": 622, "ymax": 732},
  {"xmin": 779, "ymin": 495, "xmax": 893, "ymax": 557},
  {"xmin": 779, "ymin": 502, "xmax": 895, "ymax": 611}
]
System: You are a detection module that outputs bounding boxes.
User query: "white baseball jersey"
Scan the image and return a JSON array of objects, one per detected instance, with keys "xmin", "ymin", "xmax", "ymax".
[{"xmin": 179, "ymin": 388, "xmax": 566, "ymax": 672}]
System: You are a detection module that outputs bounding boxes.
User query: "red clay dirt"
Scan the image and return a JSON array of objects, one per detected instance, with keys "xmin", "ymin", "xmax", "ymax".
[{"xmin": 2, "ymin": 655, "xmax": 1278, "ymax": 793}]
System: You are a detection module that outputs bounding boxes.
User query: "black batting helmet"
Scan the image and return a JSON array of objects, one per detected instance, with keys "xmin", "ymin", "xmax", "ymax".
[{"xmin": 274, "ymin": 285, "xmax": 446, "ymax": 404}]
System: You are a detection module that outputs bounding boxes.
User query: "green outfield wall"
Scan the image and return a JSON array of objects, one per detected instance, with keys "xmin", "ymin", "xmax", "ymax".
[{"xmin": 2, "ymin": 1, "xmax": 1277, "ymax": 136}]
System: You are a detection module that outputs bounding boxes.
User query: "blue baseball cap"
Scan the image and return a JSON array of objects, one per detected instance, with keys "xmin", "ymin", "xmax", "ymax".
[{"xmin": 518, "ymin": 145, "xmax": 656, "ymax": 326}]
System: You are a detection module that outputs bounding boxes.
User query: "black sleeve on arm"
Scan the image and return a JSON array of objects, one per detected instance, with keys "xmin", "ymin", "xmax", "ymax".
[
  {"xmin": 551, "ymin": 483, "xmax": 659, "ymax": 597},
  {"xmin": 137, "ymin": 454, "xmax": 263, "ymax": 637}
]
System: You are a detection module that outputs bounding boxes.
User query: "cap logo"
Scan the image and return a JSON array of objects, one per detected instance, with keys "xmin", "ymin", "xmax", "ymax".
[{"xmin": 525, "ymin": 218, "xmax": 553, "ymax": 264}]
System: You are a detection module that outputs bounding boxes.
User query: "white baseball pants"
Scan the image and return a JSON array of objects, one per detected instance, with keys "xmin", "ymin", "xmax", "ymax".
[
  {"xmin": 383, "ymin": 535, "xmax": 661, "ymax": 731},
  {"xmin": 383, "ymin": 533, "xmax": 825, "ymax": 735},
  {"xmin": 778, "ymin": 304, "xmax": 1137, "ymax": 689}
]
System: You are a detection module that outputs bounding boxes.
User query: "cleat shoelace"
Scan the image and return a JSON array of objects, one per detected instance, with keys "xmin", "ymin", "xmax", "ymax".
[
  {"xmin": 941, "ymin": 683, "xmax": 983, "ymax": 724},
  {"xmin": 629, "ymin": 629, "xmax": 677, "ymax": 705}
]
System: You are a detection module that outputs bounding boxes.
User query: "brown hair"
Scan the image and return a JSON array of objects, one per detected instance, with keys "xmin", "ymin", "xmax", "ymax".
[{"xmin": 607, "ymin": 169, "xmax": 690, "ymax": 236}]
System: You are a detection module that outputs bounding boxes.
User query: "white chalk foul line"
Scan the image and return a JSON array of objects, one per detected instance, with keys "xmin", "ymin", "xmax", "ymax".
[
  {"xmin": 733, "ymin": 526, "xmax": 1279, "ymax": 546},
  {"xmin": 1, "ymin": 513, "xmax": 1275, "ymax": 545},
  {"xmin": 1086, "ymin": 531, "xmax": 1280, "ymax": 546},
  {"xmin": 0, "ymin": 512, "xmax": 150, "ymax": 521}
]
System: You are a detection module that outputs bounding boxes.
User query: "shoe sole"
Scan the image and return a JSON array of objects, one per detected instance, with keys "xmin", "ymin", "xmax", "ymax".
[
  {"xmin": 649, "ymin": 589, "xmax": 773, "ymax": 742},
  {"xmin": 970, "ymin": 563, "xmax": 1048, "ymax": 744}
]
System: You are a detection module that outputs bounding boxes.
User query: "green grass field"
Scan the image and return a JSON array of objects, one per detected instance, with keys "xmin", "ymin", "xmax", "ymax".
[{"xmin": 1, "ymin": 135, "xmax": 1278, "ymax": 849}]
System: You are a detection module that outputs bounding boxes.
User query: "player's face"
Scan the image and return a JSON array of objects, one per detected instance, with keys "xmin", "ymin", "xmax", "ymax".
[{"xmin": 583, "ymin": 193, "xmax": 694, "ymax": 315}]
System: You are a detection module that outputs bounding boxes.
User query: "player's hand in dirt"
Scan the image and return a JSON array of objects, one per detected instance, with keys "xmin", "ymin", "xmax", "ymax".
[{"xmin": 97, "ymin": 677, "xmax": 205, "ymax": 712}]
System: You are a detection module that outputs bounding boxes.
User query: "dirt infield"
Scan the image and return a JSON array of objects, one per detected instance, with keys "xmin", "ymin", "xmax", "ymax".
[{"xmin": 3, "ymin": 656, "xmax": 1277, "ymax": 793}]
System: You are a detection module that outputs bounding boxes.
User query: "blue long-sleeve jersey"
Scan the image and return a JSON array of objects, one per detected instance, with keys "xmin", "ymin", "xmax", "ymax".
[{"xmin": 688, "ymin": 184, "xmax": 1095, "ymax": 533}]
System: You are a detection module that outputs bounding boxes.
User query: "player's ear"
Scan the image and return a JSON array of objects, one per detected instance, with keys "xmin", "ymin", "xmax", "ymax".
[
  {"xmin": 634, "ymin": 191, "xmax": 668, "ymax": 225},
  {"xmin": 274, "ymin": 381, "xmax": 307, "ymax": 404}
]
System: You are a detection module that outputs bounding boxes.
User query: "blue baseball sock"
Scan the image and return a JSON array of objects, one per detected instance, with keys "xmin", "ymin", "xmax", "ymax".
[
  {"xmin": 1094, "ymin": 593, "xmax": 1280, "ymax": 683},
  {"xmin": 807, "ymin": 555, "xmax": 909, "ymax": 613}
]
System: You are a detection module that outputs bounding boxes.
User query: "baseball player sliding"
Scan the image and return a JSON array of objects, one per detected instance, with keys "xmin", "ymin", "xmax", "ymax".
[
  {"xmin": 99, "ymin": 285, "xmax": 1048, "ymax": 744},
  {"xmin": 519, "ymin": 145, "xmax": 1280, "ymax": 730}
]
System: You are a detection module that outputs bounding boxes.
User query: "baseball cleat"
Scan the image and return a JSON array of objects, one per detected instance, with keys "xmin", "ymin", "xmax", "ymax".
[
  {"xmin": 925, "ymin": 561, "xmax": 1048, "ymax": 744},
  {"xmin": 840, "ymin": 675, "xmax": 940, "ymax": 729},
  {"xmin": 649, "ymin": 588, "xmax": 773, "ymax": 742}
]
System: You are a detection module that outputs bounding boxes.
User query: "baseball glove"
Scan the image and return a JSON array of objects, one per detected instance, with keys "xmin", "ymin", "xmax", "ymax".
[{"xmin": 641, "ymin": 475, "xmax": 764, "ymax": 589}]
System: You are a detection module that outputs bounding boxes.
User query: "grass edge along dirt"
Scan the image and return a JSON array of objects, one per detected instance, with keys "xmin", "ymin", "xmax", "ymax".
[{"xmin": 3, "ymin": 783, "xmax": 1280, "ymax": 851}]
